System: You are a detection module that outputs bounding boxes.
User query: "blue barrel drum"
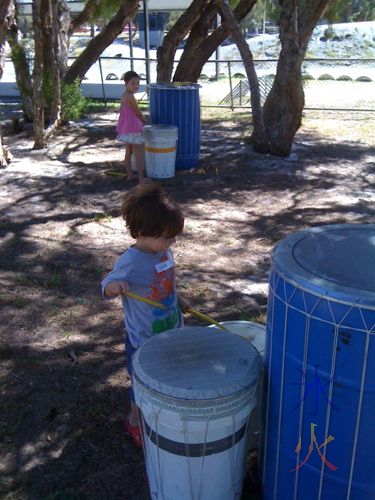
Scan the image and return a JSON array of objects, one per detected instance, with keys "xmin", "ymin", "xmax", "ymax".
[
  {"xmin": 262, "ymin": 224, "xmax": 375, "ymax": 500},
  {"xmin": 149, "ymin": 83, "xmax": 201, "ymax": 169}
]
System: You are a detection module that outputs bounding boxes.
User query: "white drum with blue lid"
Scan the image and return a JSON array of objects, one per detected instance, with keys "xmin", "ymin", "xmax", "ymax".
[
  {"xmin": 132, "ymin": 326, "xmax": 262, "ymax": 500},
  {"xmin": 262, "ymin": 224, "xmax": 375, "ymax": 500}
]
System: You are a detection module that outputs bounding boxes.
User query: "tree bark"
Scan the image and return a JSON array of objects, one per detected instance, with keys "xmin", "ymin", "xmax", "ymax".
[
  {"xmin": 69, "ymin": 0, "xmax": 102, "ymax": 37},
  {"xmin": 261, "ymin": 0, "xmax": 335, "ymax": 156},
  {"xmin": 172, "ymin": 0, "xmax": 217, "ymax": 82},
  {"xmin": 216, "ymin": 0, "xmax": 268, "ymax": 151},
  {"xmin": 32, "ymin": 0, "xmax": 46, "ymax": 149},
  {"xmin": 46, "ymin": 0, "xmax": 61, "ymax": 127},
  {"xmin": 156, "ymin": 0, "xmax": 211, "ymax": 83},
  {"xmin": 0, "ymin": 0, "xmax": 13, "ymax": 80},
  {"xmin": 64, "ymin": 0, "xmax": 138, "ymax": 85},
  {"xmin": 57, "ymin": 0, "xmax": 71, "ymax": 77},
  {"xmin": 172, "ymin": 0, "xmax": 256, "ymax": 83},
  {"xmin": 1, "ymin": 0, "xmax": 33, "ymax": 121},
  {"xmin": 0, "ymin": 1, "xmax": 12, "ymax": 166}
]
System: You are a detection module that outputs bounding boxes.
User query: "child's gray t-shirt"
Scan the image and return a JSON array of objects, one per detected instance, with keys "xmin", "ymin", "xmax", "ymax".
[{"xmin": 101, "ymin": 246, "xmax": 183, "ymax": 348}]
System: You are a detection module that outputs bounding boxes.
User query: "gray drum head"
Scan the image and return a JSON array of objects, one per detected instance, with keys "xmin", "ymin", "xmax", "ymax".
[
  {"xmin": 272, "ymin": 224, "xmax": 375, "ymax": 306},
  {"xmin": 132, "ymin": 326, "xmax": 262, "ymax": 400}
]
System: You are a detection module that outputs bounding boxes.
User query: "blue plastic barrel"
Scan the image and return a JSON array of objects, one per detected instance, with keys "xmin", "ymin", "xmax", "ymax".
[
  {"xmin": 261, "ymin": 224, "xmax": 375, "ymax": 500},
  {"xmin": 149, "ymin": 83, "xmax": 201, "ymax": 169}
]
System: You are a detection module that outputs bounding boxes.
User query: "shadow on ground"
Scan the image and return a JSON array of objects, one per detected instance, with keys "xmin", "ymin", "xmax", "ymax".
[{"xmin": 0, "ymin": 111, "xmax": 373, "ymax": 498}]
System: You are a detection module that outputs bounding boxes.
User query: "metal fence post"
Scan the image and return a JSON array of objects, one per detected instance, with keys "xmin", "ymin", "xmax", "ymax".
[
  {"xmin": 143, "ymin": 0, "xmax": 150, "ymax": 85},
  {"xmin": 98, "ymin": 57, "xmax": 107, "ymax": 107},
  {"xmin": 215, "ymin": 13, "xmax": 221, "ymax": 80},
  {"xmin": 129, "ymin": 22, "xmax": 134, "ymax": 72},
  {"xmin": 228, "ymin": 61, "xmax": 234, "ymax": 111}
]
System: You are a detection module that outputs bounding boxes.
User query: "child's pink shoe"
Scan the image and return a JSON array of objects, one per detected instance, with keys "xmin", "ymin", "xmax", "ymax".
[{"xmin": 125, "ymin": 418, "xmax": 143, "ymax": 448}]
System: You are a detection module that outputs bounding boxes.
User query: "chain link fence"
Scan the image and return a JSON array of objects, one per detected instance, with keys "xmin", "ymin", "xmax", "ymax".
[
  {"xmin": 2, "ymin": 56, "xmax": 374, "ymax": 111},
  {"xmin": 79, "ymin": 56, "xmax": 375, "ymax": 112}
]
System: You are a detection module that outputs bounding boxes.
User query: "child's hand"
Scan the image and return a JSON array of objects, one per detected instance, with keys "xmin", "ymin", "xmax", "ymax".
[{"xmin": 104, "ymin": 280, "xmax": 130, "ymax": 298}]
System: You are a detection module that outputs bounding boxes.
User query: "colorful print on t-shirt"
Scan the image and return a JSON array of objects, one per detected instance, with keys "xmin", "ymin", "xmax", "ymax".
[{"xmin": 148, "ymin": 254, "xmax": 179, "ymax": 334}]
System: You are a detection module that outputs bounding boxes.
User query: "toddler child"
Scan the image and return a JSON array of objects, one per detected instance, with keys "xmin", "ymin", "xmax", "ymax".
[{"xmin": 101, "ymin": 184, "xmax": 189, "ymax": 447}]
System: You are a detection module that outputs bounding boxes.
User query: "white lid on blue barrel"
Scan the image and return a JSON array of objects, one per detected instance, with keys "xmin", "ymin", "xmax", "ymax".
[
  {"xmin": 272, "ymin": 224, "xmax": 375, "ymax": 306},
  {"xmin": 132, "ymin": 326, "xmax": 262, "ymax": 400}
]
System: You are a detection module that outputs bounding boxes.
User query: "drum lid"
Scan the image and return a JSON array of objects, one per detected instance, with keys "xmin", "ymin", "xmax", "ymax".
[
  {"xmin": 132, "ymin": 326, "xmax": 262, "ymax": 400},
  {"xmin": 272, "ymin": 224, "xmax": 375, "ymax": 306},
  {"xmin": 148, "ymin": 83, "xmax": 201, "ymax": 91}
]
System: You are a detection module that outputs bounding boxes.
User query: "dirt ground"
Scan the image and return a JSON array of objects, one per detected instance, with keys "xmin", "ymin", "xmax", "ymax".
[{"xmin": 0, "ymin": 108, "xmax": 374, "ymax": 499}]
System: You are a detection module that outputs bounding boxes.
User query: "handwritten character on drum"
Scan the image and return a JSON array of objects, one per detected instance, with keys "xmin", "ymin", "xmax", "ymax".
[
  {"xmin": 290, "ymin": 423, "xmax": 338, "ymax": 472},
  {"xmin": 101, "ymin": 183, "xmax": 191, "ymax": 448},
  {"xmin": 291, "ymin": 364, "xmax": 340, "ymax": 416}
]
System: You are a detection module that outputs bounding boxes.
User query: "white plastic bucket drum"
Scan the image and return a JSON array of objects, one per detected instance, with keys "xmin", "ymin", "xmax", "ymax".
[
  {"xmin": 143, "ymin": 124, "xmax": 178, "ymax": 179},
  {"xmin": 132, "ymin": 326, "xmax": 262, "ymax": 500},
  {"xmin": 209, "ymin": 321, "xmax": 265, "ymax": 358},
  {"xmin": 209, "ymin": 321, "xmax": 266, "ymax": 450}
]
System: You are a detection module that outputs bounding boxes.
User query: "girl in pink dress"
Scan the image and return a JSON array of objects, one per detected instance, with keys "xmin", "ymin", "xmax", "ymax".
[{"xmin": 117, "ymin": 71, "xmax": 149, "ymax": 183}]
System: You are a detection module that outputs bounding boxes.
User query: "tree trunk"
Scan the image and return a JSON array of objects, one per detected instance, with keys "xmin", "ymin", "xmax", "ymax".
[
  {"xmin": 49, "ymin": 0, "xmax": 62, "ymax": 126},
  {"xmin": 32, "ymin": 0, "xmax": 46, "ymax": 149},
  {"xmin": 40, "ymin": 0, "xmax": 61, "ymax": 127},
  {"xmin": 260, "ymin": 0, "xmax": 335, "ymax": 156},
  {"xmin": 172, "ymin": 0, "xmax": 256, "ymax": 83},
  {"xmin": 58, "ymin": 0, "xmax": 71, "ymax": 77},
  {"xmin": 0, "ymin": 1, "xmax": 11, "ymax": 166},
  {"xmin": 2, "ymin": 0, "xmax": 33, "ymax": 121},
  {"xmin": 0, "ymin": 0, "xmax": 12, "ymax": 80},
  {"xmin": 156, "ymin": 0, "xmax": 211, "ymax": 83},
  {"xmin": 217, "ymin": 0, "xmax": 268, "ymax": 151},
  {"xmin": 64, "ymin": 0, "xmax": 138, "ymax": 85},
  {"xmin": 172, "ymin": 0, "xmax": 217, "ymax": 82}
]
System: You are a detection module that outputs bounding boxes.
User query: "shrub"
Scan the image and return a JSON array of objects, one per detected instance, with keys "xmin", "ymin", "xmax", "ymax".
[{"xmin": 61, "ymin": 78, "xmax": 87, "ymax": 121}]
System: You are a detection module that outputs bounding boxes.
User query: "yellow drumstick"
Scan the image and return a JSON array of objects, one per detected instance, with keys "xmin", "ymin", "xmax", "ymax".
[
  {"xmin": 124, "ymin": 292, "xmax": 228, "ymax": 331},
  {"xmin": 187, "ymin": 308, "xmax": 229, "ymax": 332},
  {"xmin": 125, "ymin": 291, "xmax": 167, "ymax": 310}
]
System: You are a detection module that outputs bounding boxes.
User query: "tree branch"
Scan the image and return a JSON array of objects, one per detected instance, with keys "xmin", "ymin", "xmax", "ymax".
[
  {"xmin": 216, "ymin": 0, "xmax": 268, "ymax": 150},
  {"xmin": 64, "ymin": 0, "xmax": 138, "ymax": 84},
  {"xmin": 156, "ymin": 0, "xmax": 210, "ymax": 82},
  {"xmin": 69, "ymin": 0, "xmax": 102, "ymax": 36}
]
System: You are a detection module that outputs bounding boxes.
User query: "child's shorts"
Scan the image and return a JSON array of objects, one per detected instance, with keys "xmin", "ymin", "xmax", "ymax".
[
  {"xmin": 124, "ymin": 333, "xmax": 137, "ymax": 402},
  {"xmin": 117, "ymin": 132, "xmax": 144, "ymax": 144}
]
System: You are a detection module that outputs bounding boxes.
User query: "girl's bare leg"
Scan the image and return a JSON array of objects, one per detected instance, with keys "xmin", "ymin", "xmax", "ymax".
[
  {"xmin": 133, "ymin": 143, "xmax": 150, "ymax": 183},
  {"xmin": 124, "ymin": 143, "xmax": 133, "ymax": 179}
]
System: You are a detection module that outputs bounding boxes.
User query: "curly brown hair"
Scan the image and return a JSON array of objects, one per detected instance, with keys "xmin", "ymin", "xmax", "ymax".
[{"xmin": 121, "ymin": 184, "xmax": 184, "ymax": 239}]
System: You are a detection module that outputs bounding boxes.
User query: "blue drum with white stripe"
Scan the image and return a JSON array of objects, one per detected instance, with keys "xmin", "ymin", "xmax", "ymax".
[
  {"xmin": 149, "ymin": 83, "xmax": 201, "ymax": 169},
  {"xmin": 261, "ymin": 224, "xmax": 375, "ymax": 500}
]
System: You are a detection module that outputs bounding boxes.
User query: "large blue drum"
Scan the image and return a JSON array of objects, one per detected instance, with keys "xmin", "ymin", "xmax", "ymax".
[
  {"xmin": 261, "ymin": 224, "xmax": 375, "ymax": 500},
  {"xmin": 149, "ymin": 83, "xmax": 201, "ymax": 169}
]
